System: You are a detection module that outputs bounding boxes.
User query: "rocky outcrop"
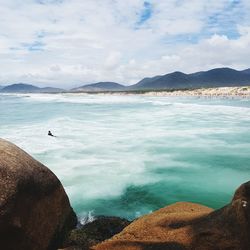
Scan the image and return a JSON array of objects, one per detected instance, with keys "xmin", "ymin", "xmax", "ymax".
[
  {"xmin": 63, "ymin": 216, "xmax": 130, "ymax": 249},
  {"xmin": 93, "ymin": 181, "xmax": 250, "ymax": 250},
  {"xmin": 0, "ymin": 138, "xmax": 77, "ymax": 250}
]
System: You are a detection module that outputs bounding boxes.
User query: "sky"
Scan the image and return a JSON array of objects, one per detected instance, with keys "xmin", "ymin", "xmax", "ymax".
[{"xmin": 1, "ymin": 0, "xmax": 250, "ymax": 88}]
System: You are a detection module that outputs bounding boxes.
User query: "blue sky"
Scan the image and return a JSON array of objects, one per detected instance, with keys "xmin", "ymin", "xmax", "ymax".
[
  {"xmin": 137, "ymin": 1, "xmax": 152, "ymax": 25},
  {"xmin": 0, "ymin": 0, "xmax": 250, "ymax": 87}
]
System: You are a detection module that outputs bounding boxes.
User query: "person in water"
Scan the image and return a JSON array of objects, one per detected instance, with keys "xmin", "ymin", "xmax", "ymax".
[{"xmin": 48, "ymin": 130, "xmax": 54, "ymax": 137}]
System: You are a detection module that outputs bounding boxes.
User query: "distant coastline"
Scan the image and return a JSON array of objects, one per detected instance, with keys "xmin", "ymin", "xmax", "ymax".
[
  {"xmin": 2, "ymin": 67, "xmax": 250, "ymax": 94},
  {"xmin": 1, "ymin": 85, "xmax": 250, "ymax": 98},
  {"xmin": 143, "ymin": 86, "xmax": 250, "ymax": 97},
  {"xmin": 67, "ymin": 86, "xmax": 250, "ymax": 98}
]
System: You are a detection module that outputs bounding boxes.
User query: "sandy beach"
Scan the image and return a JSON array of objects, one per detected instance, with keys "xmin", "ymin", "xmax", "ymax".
[
  {"xmin": 70, "ymin": 86, "xmax": 250, "ymax": 98},
  {"xmin": 142, "ymin": 86, "xmax": 250, "ymax": 98}
]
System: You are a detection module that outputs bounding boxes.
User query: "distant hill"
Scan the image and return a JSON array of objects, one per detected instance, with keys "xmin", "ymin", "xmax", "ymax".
[
  {"xmin": 0, "ymin": 83, "xmax": 64, "ymax": 93},
  {"xmin": 72, "ymin": 82, "xmax": 125, "ymax": 92},
  {"xmin": 130, "ymin": 68, "xmax": 250, "ymax": 90},
  {"xmin": 242, "ymin": 68, "xmax": 250, "ymax": 74},
  {"xmin": 1, "ymin": 83, "xmax": 39, "ymax": 93}
]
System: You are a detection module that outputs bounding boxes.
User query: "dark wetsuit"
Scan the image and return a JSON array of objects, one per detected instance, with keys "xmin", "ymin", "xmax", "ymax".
[{"xmin": 48, "ymin": 131, "xmax": 54, "ymax": 136}]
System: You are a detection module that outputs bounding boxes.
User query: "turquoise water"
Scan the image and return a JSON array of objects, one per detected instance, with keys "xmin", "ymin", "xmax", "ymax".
[{"xmin": 1, "ymin": 93, "xmax": 250, "ymax": 221}]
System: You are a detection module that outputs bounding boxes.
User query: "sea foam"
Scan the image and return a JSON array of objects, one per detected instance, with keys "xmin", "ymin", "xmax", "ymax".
[{"xmin": 1, "ymin": 93, "xmax": 250, "ymax": 219}]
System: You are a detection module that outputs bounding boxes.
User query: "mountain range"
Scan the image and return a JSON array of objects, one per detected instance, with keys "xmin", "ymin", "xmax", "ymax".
[
  {"xmin": 71, "ymin": 82, "xmax": 125, "ymax": 92},
  {"xmin": 0, "ymin": 83, "xmax": 64, "ymax": 93},
  {"xmin": 1, "ymin": 68, "xmax": 250, "ymax": 93},
  {"xmin": 130, "ymin": 68, "xmax": 250, "ymax": 90}
]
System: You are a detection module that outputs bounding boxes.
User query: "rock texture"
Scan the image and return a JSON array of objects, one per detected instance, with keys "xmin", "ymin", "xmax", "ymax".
[
  {"xmin": 93, "ymin": 181, "xmax": 250, "ymax": 250},
  {"xmin": 0, "ymin": 138, "xmax": 77, "ymax": 250},
  {"xmin": 63, "ymin": 216, "xmax": 130, "ymax": 249}
]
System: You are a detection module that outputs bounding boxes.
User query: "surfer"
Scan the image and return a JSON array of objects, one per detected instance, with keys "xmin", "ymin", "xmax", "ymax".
[{"xmin": 48, "ymin": 130, "xmax": 55, "ymax": 137}]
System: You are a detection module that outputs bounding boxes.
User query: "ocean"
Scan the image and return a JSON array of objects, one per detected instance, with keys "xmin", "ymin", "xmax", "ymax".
[{"xmin": 1, "ymin": 93, "xmax": 250, "ymax": 222}]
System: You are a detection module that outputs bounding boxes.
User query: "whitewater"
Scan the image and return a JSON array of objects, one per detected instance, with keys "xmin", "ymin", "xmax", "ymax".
[{"xmin": 1, "ymin": 93, "xmax": 250, "ymax": 221}]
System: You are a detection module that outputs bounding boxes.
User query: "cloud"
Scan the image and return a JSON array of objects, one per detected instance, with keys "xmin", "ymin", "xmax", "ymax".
[
  {"xmin": 0, "ymin": 0, "xmax": 250, "ymax": 88},
  {"xmin": 104, "ymin": 51, "xmax": 122, "ymax": 70}
]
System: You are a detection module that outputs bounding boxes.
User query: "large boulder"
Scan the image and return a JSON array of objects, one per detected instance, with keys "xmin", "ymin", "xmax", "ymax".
[
  {"xmin": 0, "ymin": 138, "xmax": 77, "ymax": 250},
  {"xmin": 93, "ymin": 181, "xmax": 250, "ymax": 250}
]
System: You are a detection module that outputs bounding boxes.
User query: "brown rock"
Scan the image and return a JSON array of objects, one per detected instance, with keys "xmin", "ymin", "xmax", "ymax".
[
  {"xmin": 0, "ymin": 138, "xmax": 77, "ymax": 250},
  {"xmin": 92, "ymin": 202, "xmax": 212, "ymax": 250},
  {"xmin": 93, "ymin": 181, "xmax": 250, "ymax": 250}
]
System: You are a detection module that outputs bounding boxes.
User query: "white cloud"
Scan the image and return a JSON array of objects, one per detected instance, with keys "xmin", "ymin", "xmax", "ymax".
[
  {"xmin": 104, "ymin": 51, "xmax": 122, "ymax": 70},
  {"xmin": 0, "ymin": 0, "xmax": 250, "ymax": 88}
]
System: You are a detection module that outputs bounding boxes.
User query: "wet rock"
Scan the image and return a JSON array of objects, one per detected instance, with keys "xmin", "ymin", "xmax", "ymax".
[{"xmin": 63, "ymin": 216, "xmax": 130, "ymax": 249}]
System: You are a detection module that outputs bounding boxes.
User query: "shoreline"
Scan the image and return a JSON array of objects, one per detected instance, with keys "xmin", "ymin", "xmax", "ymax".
[
  {"xmin": 63, "ymin": 86, "xmax": 250, "ymax": 99},
  {"xmin": 59, "ymin": 86, "xmax": 250, "ymax": 98},
  {"xmin": 142, "ymin": 86, "xmax": 250, "ymax": 98},
  {"xmin": 1, "ymin": 86, "xmax": 250, "ymax": 98}
]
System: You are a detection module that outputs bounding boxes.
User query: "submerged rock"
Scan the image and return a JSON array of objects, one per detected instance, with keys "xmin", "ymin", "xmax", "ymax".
[
  {"xmin": 93, "ymin": 181, "xmax": 250, "ymax": 250},
  {"xmin": 63, "ymin": 216, "xmax": 130, "ymax": 250},
  {"xmin": 0, "ymin": 138, "xmax": 77, "ymax": 250}
]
